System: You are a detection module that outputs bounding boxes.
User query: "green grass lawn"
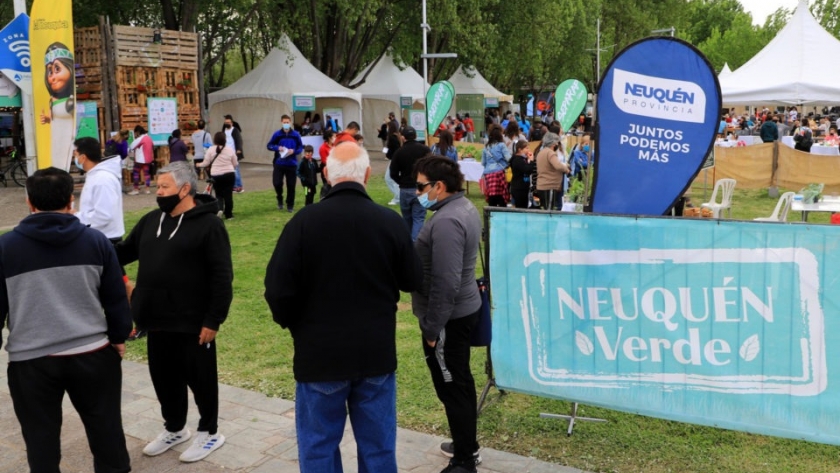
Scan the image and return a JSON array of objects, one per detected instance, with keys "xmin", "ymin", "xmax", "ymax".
[{"xmin": 120, "ymin": 174, "xmax": 840, "ymax": 473}]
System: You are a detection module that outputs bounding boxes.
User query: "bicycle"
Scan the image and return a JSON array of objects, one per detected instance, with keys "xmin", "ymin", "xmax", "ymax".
[{"xmin": 0, "ymin": 146, "xmax": 26, "ymax": 187}]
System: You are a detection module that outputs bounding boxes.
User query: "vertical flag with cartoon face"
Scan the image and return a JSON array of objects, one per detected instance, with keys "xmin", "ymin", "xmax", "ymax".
[
  {"xmin": 30, "ymin": 0, "xmax": 75, "ymax": 170},
  {"xmin": 0, "ymin": 14, "xmax": 32, "ymax": 94}
]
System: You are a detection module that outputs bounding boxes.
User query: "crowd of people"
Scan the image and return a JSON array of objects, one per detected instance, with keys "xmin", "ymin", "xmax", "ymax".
[
  {"xmin": 722, "ymin": 106, "xmax": 840, "ymax": 152},
  {"xmin": 0, "ymin": 104, "xmax": 600, "ymax": 473}
]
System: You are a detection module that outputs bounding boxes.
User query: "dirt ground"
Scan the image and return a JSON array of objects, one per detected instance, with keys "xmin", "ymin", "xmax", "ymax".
[{"xmin": 0, "ymin": 152, "xmax": 389, "ymax": 231}]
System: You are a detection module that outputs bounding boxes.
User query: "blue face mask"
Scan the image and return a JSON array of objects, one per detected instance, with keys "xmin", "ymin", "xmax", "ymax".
[
  {"xmin": 74, "ymin": 156, "xmax": 82, "ymax": 170},
  {"xmin": 582, "ymin": 145, "xmax": 590, "ymax": 152},
  {"xmin": 282, "ymin": 123, "xmax": 291, "ymax": 130},
  {"xmin": 418, "ymin": 191, "xmax": 437, "ymax": 209}
]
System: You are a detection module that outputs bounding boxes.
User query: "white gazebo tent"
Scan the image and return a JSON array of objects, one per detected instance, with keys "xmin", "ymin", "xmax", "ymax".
[
  {"xmin": 719, "ymin": 0, "xmax": 840, "ymax": 105},
  {"xmin": 208, "ymin": 37, "xmax": 362, "ymax": 164},
  {"xmin": 719, "ymin": 63, "xmax": 732, "ymax": 79},
  {"xmin": 447, "ymin": 66, "xmax": 513, "ymax": 109},
  {"xmin": 350, "ymin": 53, "xmax": 426, "ymax": 148}
]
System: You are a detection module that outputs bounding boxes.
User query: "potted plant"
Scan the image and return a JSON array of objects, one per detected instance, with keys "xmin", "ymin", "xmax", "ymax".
[
  {"xmin": 176, "ymin": 79, "xmax": 191, "ymax": 91},
  {"xmin": 76, "ymin": 88, "xmax": 91, "ymax": 100},
  {"xmin": 137, "ymin": 79, "xmax": 155, "ymax": 94}
]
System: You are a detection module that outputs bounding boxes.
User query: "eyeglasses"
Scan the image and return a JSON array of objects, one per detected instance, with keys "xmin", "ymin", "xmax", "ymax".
[{"xmin": 415, "ymin": 181, "xmax": 437, "ymax": 191}]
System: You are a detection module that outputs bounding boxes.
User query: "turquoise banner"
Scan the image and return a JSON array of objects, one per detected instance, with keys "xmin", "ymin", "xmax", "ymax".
[
  {"xmin": 489, "ymin": 210, "xmax": 840, "ymax": 445},
  {"xmin": 554, "ymin": 79, "xmax": 587, "ymax": 132},
  {"xmin": 426, "ymin": 80, "xmax": 454, "ymax": 135}
]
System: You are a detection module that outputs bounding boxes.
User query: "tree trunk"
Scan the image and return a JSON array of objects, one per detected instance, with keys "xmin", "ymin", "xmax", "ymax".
[{"xmin": 160, "ymin": 0, "xmax": 179, "ymax": 30}]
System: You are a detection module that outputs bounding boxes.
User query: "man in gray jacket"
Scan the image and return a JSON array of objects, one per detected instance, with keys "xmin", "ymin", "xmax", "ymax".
[{"xmin": 411, "ymin": 156, "xmax": 483, "ymax": 473}]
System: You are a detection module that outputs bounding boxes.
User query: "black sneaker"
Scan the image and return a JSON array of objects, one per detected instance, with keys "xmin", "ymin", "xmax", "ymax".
[
  {"xmin": 440, "ymin": 441, "xmax": 481, "ymax": 466},
  {"xmin": 440, "ymin": 460, "xmax": 477, "ymax": 473}
]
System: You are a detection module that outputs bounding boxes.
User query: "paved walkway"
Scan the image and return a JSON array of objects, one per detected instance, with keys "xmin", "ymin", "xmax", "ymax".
[{"xmin": 0, "ymin": 349, "xmax": 583, "ymax": 473}]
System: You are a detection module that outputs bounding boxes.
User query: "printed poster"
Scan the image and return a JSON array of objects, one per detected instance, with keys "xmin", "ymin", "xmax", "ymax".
[
  {"xmin": 30, "ymin": 0, "xmax": 74, "ymax": 170},
  {"xmin": 148, "ymin": 97, "xmax": 178, "ymax": 146}
]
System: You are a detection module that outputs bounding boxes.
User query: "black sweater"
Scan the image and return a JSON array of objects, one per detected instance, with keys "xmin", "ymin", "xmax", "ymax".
[
  {"xmin": 264, "ymin": 182, "xmax": 422, "ymax": 382},
  {"xmin": 389, "ymin": 141, "xmax": 431, "ymax": 188},
  {"xmin": 116, "ymin": 194, "xmax": 233, "ymax": 333}
]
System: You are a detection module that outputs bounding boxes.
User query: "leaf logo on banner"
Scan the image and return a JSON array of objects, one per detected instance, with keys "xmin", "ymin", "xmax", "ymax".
[
  {"xmin": 739, "ymin": 334, "xmax": 760, "ymax": 362},
  {"xmin": 554, "ymin": 79, "xmax": 587, "ymax": 133},
  {"xmin": 575, "ymin": 331, "xmax": 594, "ymax": 355},
  {"xmin": 590, "ymin": 37, "xmax": 721, "ymax": 216},
  {"xmin": 426, "ymin": 80, "xmax": 455, "ymax": 136}
]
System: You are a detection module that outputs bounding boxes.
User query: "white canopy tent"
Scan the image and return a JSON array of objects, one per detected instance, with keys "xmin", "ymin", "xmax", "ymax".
[
  {"xmin": 719, "ymin": 0, "xmax": 840, "ymax": 105},
  {"xmin": 447, "ymin": 66, "xmax": 513, "ymax": 104},
  {"xmin": 719, "ymin": 63, "xmax": 732, "ymax": 79},
  {"xmin": 350, "ymin": 53, "xmax": 426, "ymax": 148},
  {"xmin": 208, "ymin": 37, "xmax": 362, "ymax": 164}
]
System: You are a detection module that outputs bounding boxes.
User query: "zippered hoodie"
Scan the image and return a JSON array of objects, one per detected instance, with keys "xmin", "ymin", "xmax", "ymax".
[
  {"xmin": 0, "ymin": 212, "xmax": 132, "ymax": 361},
  {"xmin": 116, "ymin": 194, "xmax": 233, "ymax": 333},
  {"xmin": 411, "ymin": 192, "xmax": 482, "ymax": 341},
  {"xmin": 266, "ymin": 129, "xmax": 303, "ymax": 167},
  {"xmin": 77, "ymin": 155, "xmax": 125, "ymax": 239}
]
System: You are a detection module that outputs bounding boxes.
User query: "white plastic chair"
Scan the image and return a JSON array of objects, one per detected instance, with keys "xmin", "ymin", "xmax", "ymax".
[
  {"xmin": 754, "ymin": 192, "xmax": 795, "ymax": 222},
  {"xmin": 701, "ymin": 178, "xmax": 736, "ymax": 218}
]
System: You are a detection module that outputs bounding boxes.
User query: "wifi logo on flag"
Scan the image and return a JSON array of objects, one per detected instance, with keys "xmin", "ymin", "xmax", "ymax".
[{"xmin": 8, "ymin": 40, "xmax": 29, "ymax": 68}]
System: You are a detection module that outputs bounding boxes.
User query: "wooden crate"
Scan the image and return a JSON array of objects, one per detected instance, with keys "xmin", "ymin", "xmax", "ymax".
[
  {"xmin": 72, "ymin": 23, "xmax": 200, "ymax": 146},
  {"xmin": 112, "ymin": 25, "xmax": 199, "ymax": 69}
]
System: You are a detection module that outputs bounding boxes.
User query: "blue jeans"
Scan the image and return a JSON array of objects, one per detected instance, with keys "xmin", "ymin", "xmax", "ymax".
[
  {"xmin": 399, "ymin": 188, "xmax": 426, "ymax": 241},
  {"xmin": 296, "ymin": 372, "xmax": 397, "ymax": 473},
  {"xmin": 234, "ymin": 165, "xmax": 242, "ymax": 188}
]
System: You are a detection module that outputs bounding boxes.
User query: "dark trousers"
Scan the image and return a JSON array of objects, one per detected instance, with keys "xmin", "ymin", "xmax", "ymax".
[
  {"xmin": 8, "ymin": 347, "xmax": 130, "ymax": 473},
  {"xmin": 147, "ymin": 331, "xmax": 219, "ymax": 434},
  {"xmin": 303, "ymin": 184, "xmax": 317, "ymax": 206},
  {"xmin": 273, "ymin": 165, "xmax": 297, "ymax": 210},
  {"xmin": 423, "ymin": 309, "xmax": 480, "ymax": 465},
  {"xmin": 510, "ymin": 184, "xmax": 529, "ymax": 209},
  {"xmin": 212, "ymin": 172, "xmax": 236, "ymax": 218},
  {"xmin": 537, "ymin": 189, "xmax": 563, "ymax": 210},
  {"xmin": 486, "ymin": 195, "xmax": 507, "ymax": 207}
]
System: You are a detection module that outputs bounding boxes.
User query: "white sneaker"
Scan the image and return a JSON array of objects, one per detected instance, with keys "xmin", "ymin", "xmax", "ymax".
[
  {"xmin": 143, "ymin": 428, "xmax": 191, "ymax": 456},
  {"xmin": 388, "ymin": 199, "xmax": 399, "ymax": 206},
  {"xmin": 179, "ymin": 431, "xmax": 225, "ymax": 462},
  {"xmin": 128, "ymin": 189, "xmax": 140, "ymax": 196}
]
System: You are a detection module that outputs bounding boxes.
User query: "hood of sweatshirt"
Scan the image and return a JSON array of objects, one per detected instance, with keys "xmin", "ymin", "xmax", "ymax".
[
  {"xmin": 14, "ymin": 212, "xmax": 86, "ymax": 247},
  {"xmin": 86, "ymin": 155, "xmax": 123, "ymax": 181}
]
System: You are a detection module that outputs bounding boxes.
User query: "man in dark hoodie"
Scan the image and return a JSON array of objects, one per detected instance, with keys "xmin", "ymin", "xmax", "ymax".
[
  {"xmin": 116, "ymin": 161, "xmax": 233, "ymax": 463},
  {"xmin": 0, "ymin": 167, "xmax": 133, "ymax": 473}
]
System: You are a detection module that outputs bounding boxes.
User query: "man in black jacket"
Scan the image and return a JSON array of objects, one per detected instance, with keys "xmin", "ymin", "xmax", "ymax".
[
  {"xmin": 222, "ymin": 115, "xmax": 245, "ymax": 192},
  {"xmin": 116, "ymin": 162, "xmax": 233, "ymax": 464},
  {"xmin": 265, "ymin": 141, "xmax": 422, "ymax": 473},
  {"xmin": 389, "ymin": 126, "xmax": 431, "ymax": 240}
]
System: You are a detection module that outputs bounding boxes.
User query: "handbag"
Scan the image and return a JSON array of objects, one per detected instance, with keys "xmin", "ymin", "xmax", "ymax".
[{"xmin": 470, "ymin": 238, "xmax": 492, "ymax": 347}]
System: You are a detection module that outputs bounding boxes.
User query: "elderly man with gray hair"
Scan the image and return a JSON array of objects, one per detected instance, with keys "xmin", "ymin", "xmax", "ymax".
[
  {"xmin": 535, "ymin": 132, "xmax": 570, "ymax": 210},
  {"xmin": 116, "ymin": 161, "xmax": 233, "ymax": 463},
  {"xmin": 265, "ymin": 141, "xmax": 422, "ymax": 473}
]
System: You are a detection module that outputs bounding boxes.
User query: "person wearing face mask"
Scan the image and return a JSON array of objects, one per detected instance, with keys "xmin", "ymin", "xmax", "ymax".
[
  {"xmin": 411, "ymin": 156, "xmax": 483, "ymax": 473},
  {"xmin": 267, "ymin": 115, "xmax": 304, "ymax": 212},
  {"xmin": 115, "ymin": 162, "xmax": 233, "ymax": 464},
  {"xmin": 221, "ymin": 117, "xmax": 245, "ymax": 193},
  {"xmin": 74, "ymin": 137, "xmax": 125, "ymax": 243},
  {"xmin": 569, "ymin": 135, "xmax": 591, "ymax": 182}
]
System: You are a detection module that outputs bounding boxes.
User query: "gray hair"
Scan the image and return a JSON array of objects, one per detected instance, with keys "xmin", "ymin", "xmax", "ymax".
[
  {"xmin": 542, "ymin": 132, "xmax": 562, "ymax": 148},
  {"xmin": 157, "ymin": 161, "xmax": 198, "ymax": 196},
  {"xmin": 326, "ymin": 142, "xmax": 370, "ymax": 184}
]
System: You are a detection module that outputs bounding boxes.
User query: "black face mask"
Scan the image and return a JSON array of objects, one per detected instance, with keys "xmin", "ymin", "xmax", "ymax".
[
  {"xmin": 157, "ymin": 191, "xmax": 183, "ymax": 214},
  {"xmin": 224, "ymin": 124, "xmax": 232, "ymax": 130}
]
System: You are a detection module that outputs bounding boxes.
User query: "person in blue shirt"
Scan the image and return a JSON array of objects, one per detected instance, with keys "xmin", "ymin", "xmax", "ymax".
[
  {"xmin": 267, "ymin": 115, "xmax": 303, "ymax": 212},
  {"xmin": 718, "ymin": 114, "xmax": 727, "ymax": 136}
]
